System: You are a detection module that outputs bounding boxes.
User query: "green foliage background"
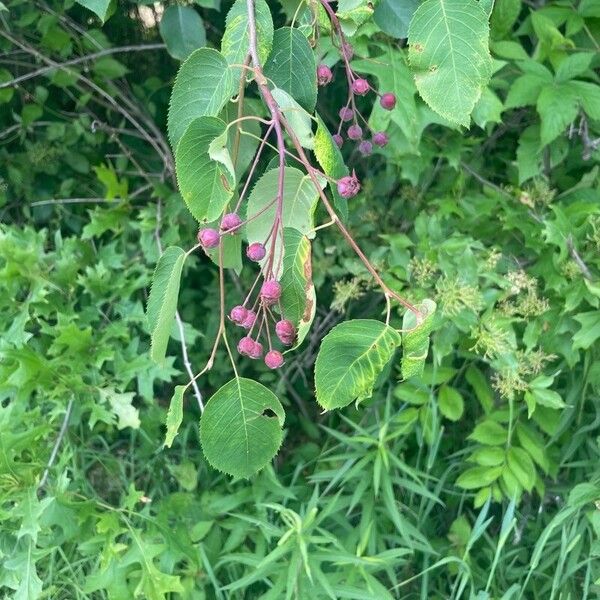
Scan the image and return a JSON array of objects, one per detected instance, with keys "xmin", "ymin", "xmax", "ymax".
[{"xmin": 1, "ymin": 0, "xmax": 599, "ymax": 597}]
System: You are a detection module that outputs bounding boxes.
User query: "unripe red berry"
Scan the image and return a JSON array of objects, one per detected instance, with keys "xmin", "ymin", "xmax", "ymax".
[
  {"xmin": 342, "ymin": 42, "xmax": 354, "ymax": 61},
  {"xmin": 372, "ymin": 132, "xmax": 389, "ymax": 147},
  {"xmin": 337, "ymin": 173, "xmax": 361, "ymax": 199},
  {"xmin": 197, "ymin": 228, "xmax": 220, "ymax": 249},
  {"xmin": 339, "ymin": 107, "xmax": 353, "ymax": 122},
  {"xmin": 332, "ymin": 134, "xmax": 343, "ymax": 148},
  {"xmin": 220, "ymin": 212, "xmax": 242, "ymax": 233},
  {"xmin": 352, "ymin": 78, "xmax": 369, "ymax": 96},
  {"xmin": 248, "ymin": 340, "xmax": 263, "ymax": 360},
  {"xmin": 230, "ymin": 305, "xmax": 248, "ymax": 324},
  {"xmin": 237, "ymin": 336, "xmax": 255, "ymax": 356},
  {"xmin": 260, "ymin": 280, "xmax": 282, "ymax": 304},
  {"xmin": 241, "ymin": 310, "xmax": 257, "ymax": 329},
  {"xmin": 317, "ymin": 64, "xmax": 333, "ymax": 86},
  {"xmin": 359, "ymin": 140, "xmax": 372, "ymax": 156},
  {"xmin": 246, "ymin": 242, "xmax": 266, "ymax": 262},
  {"xmin": 275, "ymin": 319, "xmax": 296, "ymax": 345},
  {"xmin": 265, "ymin": 350, "xmax": 284, "ymax": 369},
  {"xmin": 347, "ymin": 124, "xmax": 362, "ymax": 140},
  {"xmin": 380, "ymin": 92, "xmax": 396, "ymax": 110}
]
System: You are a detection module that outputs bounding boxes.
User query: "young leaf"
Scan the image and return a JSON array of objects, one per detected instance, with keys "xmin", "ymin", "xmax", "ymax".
[
  {"xmin": 264, "ymin": 27, "xmax": 317, "ymax": 112},
  {"xmin": 279, "ymin": 228, "xmax": 316, "ymax": 348},
  {"xmin": 164, "ymin": 385, "xmax": 185, "ymax": 448},
  {"xmin": 159, "ymin": 5, "xmax": 206, "ymax": 61},
  {"xmin": 315, "ymin": 320, "xmax": 401, "ymax": 410},
  {"xmin": 401, "ymin": 299, "xmax": 436, "ymax": 379},
  {"xmin": 199, "ymin": 378, "xmax": 285, "ymax": 478},
  {"xmin": 175, "ymin": 116, "xmax": 235, "ymax": 223},
  {"xmin": 147, "ymin": 247, "xmax": 186, "ymax": 364},
  {"xmin": 167, "ymin": 48, "xmax": 236, "ymax": 149},
  {"xmin": 221, "ymin": 0, "xmax": 273, "ymax": 79},
  {"xmin": 408, "ymin": 0, "xmax": 492, "ymax": 127}
]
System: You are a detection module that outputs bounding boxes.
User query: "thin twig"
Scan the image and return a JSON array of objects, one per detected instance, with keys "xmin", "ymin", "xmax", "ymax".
[{"xmin": 567, "ymin": 235, "xmax": 593, "ymax": 280}]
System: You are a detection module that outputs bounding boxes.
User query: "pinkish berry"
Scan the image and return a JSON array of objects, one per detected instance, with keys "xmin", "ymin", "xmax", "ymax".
[
  {"xmin": 347, "ymin": 124, "xmax": 362, "ymax": 140},
  {"xmin": 352, "ymin": 78, "xmax": 369, "ymax": 96},
  {"xmin": 332, "ymin": 134, "xmax": 343, "ymax": 148},
  {"xmin": 246, "ymin": 242, "xmax": 266, "ymax": 262},
  {"xmin": 342, "ymin": 42, "xmax": 354, "ymax": 61},
  {"xmin": 275, "ymin": 319, "xmax": 296, "ymax": 345},
  {"xmin": 248, "ymin": 340, "xmax": 263, "ymax": 360},
  {"xmin": 237, "ymin": 336, "xmax": 255, "ymax": 356},
  {"xmin": 380, "ymin": 92, "xmax": 396, "ymax": 110},
  {"xmin": 372, "ymin": 132, "xmax": 389, "ymax": 147},
  {"xmin": 337, "ymin": 173, "xmax": 361, "ymax": 199},
  {"xmin": 260, "ymin": 280, "xmax": 282, "ymax": 304},
  {"xmin": 220, "ymin": 212, "xmax": 242, "ymax": 233},
  {"xmin": 197, "ymin": 228, "xmax": 220, "ymax": 249},
  {"xmin": 265, "ymin": 350, "xmax": 284, "ymax": 369},
  {"xmin": 339, "ymin": 107, "xmax": 353, "ymax": 122},
  {"xmin": 229, "ymin": 305, "xmax": 248, "ymax": 324},
  {"xmin": 317, "ymin": 64, "xmax": 333, "ymax": 86},
  {"xmin": 241, "ymin": 310, "xmax": 257, "ymax": 329},
  {"xmin": 359, "ymin": 140, "xmax": 372, "ymax": 156}
]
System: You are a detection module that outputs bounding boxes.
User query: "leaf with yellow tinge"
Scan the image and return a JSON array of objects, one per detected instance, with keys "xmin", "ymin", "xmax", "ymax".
[{"xmin": 401, "ymin": 299, "xmax": 436, "ymax": 379}]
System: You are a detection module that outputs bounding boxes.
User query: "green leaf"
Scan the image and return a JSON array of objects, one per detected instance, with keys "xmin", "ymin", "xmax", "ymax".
[
  {"xmin": 221, "ymin": 0, "xmax": 273, "ymax": 79},
  {"xmin": 76, "ymin": 0, "xmax": 112, "ymax": 22},
  {"xmin": 408, "ymin": 0, "xmax": 492, "ymax": 127},
  {"xmin": 490, "ymin": 0, "xmax": 521, "ymax": 39},
  {"xmin": 469, "ymin": 420, "xmax": 507, "ymax": 445},
  {"xmin": 100, "ymin": 389, "xmax": 140, "ymax": 430},
  {"xmin": 472, "ymin": 87, "xmax": 504, "ymax": 128},
  {"xmin": 470, "ymin": 446, "xmax": 506, "ymax": 467},
  {"xmin": 159, "ymin": 5, "xmax": 206, "ymax": 61},
  {"xmin": 570, "ymin": 80, "xmax": 600, "ymax": 120},
  {"xmin": 167, "ymin": 48, "xmax": 236, "ymax": 150},
  {"xmin": 536, "ymin": 83, "xmax": 579, "ymax": 146},
  {"xmin": 456, "ymin": 465, "xmax": 503, "ymax": 489},
  {"xmin": 164, "ymin": 385, "xmax": 185, "ymax": 448},
  {"xmin": 271, "ymin": 87, "xmax": 314, "ymax": 149},
  {"xmin": 315, "ymin": 320, "xmax": 401, "ymax": 410},
  {"xmin": 516, "ymin": 423, "xmax": 549, "ymax": 473},
  {"xmin": 264, "ymin": 27, "xmax": 317, "ymax": 112},
  {"xmin": 517, "ymin": 125, "xmax": 542, "ymax": 184},
  {"xmin": 279, "ymin": 228, "xmax": 316, "ymax": 348},
  {"xmin": 245, "ymin": 167, "xmax": 320, "ymax": 273},
  {"xmin": 374, "ymin": 0, "xmax": 419, "ymax": 39},
  {"xmin": 506, "ymin": 447, "xmax": 536, "ymax": 492},
  {"xmin": 175, "ymin": 116, "xmax": 235, "ymax": 223},
  {"xmin": 527, "ymin": 388, "xmax": 566, "ymax": 410},
  {"xmin": 314, "ymin": 114, "xmax": 349, "ymax": 221},
  {"xmin": 199, "ymin": 378, "xmax": 285, "ymax": 478},
  {"xmin": 505, "ymin": 74, "xmax": 548, "ymax": 108},
  {"xmin": 573, "ymin": 311, "xmax": 600, "ymax": 350},
  {"xmin": 147, "ymin": 247, "xmax": 186, "ymax": 364},
  {"xmin": 438, "ymin": 385, "xmax": 465, "ymax": 421},
  {"xmin": 555, "ymin": 53, "xmax": 594, "ymax": 83},
  {"xmin": 401, "ymin": 299, "xmax": 436, "ymax": 379}
]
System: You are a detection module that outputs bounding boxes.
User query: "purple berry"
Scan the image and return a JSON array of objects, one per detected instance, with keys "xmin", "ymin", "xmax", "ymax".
[
  {"xmin": 246, "ymin": 242, "xmax": 266, "ymax": 262},
  {"xmin": 248, "ymin": 340, "xmax": 263, "ymax": 360},
  {"xmin": 265, "ymin": 350, "xmax": 284, "ymax": 369},
  {"xmin": 347, "ymin": 124, "xmax": 362, "ymax": 140},
  {"xmin": 197, "ymin": 228, "xmax": 220, "ymax": 249},
  {"xmin": 358, "ymin": 140, "xmax": 372, "ymax": 156},
  {"xmin": 332, "ymin": 134, "xmax": 343, "ymax": 148},
  {"xmin": 339, "ymin": 107, "xmax": 353, "ymax": 122},
  {"xmin": 352, "ymin": 78, "xmax": 369, "ymax": 96},
  {"xmin": 229, "ymin": 305, "xmax": 248, "ymax": 324},
  {"xmin": 275, "ymin": 319, "xmax": 296, "ymax": 346},
  {"xmin": 380, "ymin": 92, "xmax": 396, "ymax": 110},
  {"xmin": 241, "ymin": 310, "xmax": 257, "ymax": 329},
  {"xmin": 221, "ymin": 212, "xmax": 242, "ymax": 233},
  {"xmin": 317, "ymin": 64, "xmax": 333, "ymax": 86},
  {"xmin": 260, "ymin": 280, "xmax": 282, "ymax": 304},
  {"xmin": 337, "ymin": 173, "xmax": 361, "ymax": 199},
  {"xmin": 237, "ymin": 336, "xmax": 255, "ymax": 356},
  {"xmin": 372, "ymin": 132, "xmax": 389, "ymax": 147}
]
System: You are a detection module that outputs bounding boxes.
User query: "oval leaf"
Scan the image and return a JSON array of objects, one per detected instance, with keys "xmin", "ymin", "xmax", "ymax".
[
  {"xmin": 164, "ymin": 385, "xmax": 185, "ymax": 448},
  {"xmin": 175, "ymin": 116, "xmax": 235, "ymax": 223},
  {"xmin": 264, "ymin": 27, "xmax": 317, "ymax": 112},
  {"xmin": 315, "ymin": 320, "xmax": 401, "ymax": 410},
  {"xmin": 159, "ymin": 5, "xmax": 206, "ymax": 61},
  {"xmin": 408, "ymin": 0, "xmax": 492, "ymax": 127},
  {"xmin": 401, "ymin": 299, "xmax": 436, "ymax": 379},
  {"xmin": 167, "ymin": 48, "xmax": 236, "ymax": 149},
  {"xmin": 147, "ymin": 247, "xmax": 186, "ymax": 364},
  {"xmin": 199, "ymin": 378, "xmax": 285, "ymax": 478}
]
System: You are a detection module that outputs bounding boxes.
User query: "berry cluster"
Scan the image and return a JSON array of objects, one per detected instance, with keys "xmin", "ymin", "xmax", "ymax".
[{"xmin": 197, "ymin": 214, "xmax": 297, "ymax": 370}]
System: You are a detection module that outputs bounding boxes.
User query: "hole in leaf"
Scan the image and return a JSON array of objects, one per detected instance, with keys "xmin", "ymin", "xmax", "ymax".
[{"xmin": 261, "ymin": 408, "xmax": 277, "ymax": 418}]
